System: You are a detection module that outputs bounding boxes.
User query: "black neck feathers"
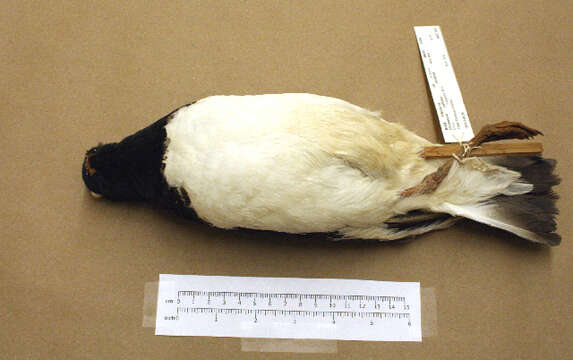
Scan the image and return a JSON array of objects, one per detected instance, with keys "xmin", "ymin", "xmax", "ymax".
[
  {"xmin": 82, "ymin": 110, "xmax": 174, "ymax": 202},
  {"xmin": 83, "ymin": 104, "xmax": 199, "ymax": 220}
]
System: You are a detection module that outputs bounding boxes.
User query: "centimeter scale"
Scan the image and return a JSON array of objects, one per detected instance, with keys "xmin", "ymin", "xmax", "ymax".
[{"xmin": 155, "ymin": 275, "xmax": 422, "ymax": 341}]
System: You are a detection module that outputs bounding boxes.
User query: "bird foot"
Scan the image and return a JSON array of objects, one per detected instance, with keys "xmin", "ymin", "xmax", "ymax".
[
  {"xmin": 401, "ymin": 121, "xmax": 543, "ymax": 197},
  {"xmin": 469, "ymin": 121, "xmax": 542, "ymax": 147},
  {"xmin": 401, "ymin": 159, "xmax": 453, "ymax": 197}
]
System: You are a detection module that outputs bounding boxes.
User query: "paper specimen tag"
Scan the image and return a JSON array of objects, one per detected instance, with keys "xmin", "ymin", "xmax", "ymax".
[
  {"xmin": 414, "ymin": 26, "xmax": 474, "ymax": 143},
  {"xmin": 155, "ymin": 274, "xmax": 422, "ymax": 342}
]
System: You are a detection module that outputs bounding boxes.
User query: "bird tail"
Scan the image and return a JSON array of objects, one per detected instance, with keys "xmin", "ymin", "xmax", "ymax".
[{"xmin": 436, "ymin": 156, "xmax": 561, "ymax": 245}]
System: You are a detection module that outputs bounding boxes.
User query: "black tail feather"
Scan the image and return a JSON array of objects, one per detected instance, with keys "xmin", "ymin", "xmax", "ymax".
[{"xmin": 486, "ymin": 156, "xmax": 561, "ymax": 245}]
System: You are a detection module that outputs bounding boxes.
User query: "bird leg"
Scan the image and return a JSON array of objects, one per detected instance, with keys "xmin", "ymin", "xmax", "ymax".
[
  {"xmin": 466, "ymin": 121, "xmax": 542, "ymax": 146},
  {"xmin": 400, "ymin": 121, "xmax": 543, "ymax": 197}
]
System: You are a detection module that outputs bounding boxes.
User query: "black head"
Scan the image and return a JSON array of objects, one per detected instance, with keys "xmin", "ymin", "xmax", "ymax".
[{"xmin": 82, "ymin": 143, "xmax": 143, "ymax": 201}]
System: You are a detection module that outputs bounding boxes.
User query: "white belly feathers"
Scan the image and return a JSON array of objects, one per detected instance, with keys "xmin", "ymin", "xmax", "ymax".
[{"xmin": 162, "ymin": 93, "xmax": 435, "ymax": 233}]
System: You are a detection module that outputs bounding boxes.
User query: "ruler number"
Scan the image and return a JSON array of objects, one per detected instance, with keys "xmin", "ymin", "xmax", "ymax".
[{"xmin": 172, "ymin": 291, "xmax": 415, "ymax": 330}]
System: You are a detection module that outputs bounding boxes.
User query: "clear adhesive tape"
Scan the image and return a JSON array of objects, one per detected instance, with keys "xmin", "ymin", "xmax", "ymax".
[
  {"xmin": 421, "ymin": 287, "xmax": 438, "ymax": 337},
  {"xmin": 142, "ymin": 282, "xmax": 158, "ymax": 328},
  {"xmin": 241, "ymin": 338, "xmax": 338, "ymax": 353}
]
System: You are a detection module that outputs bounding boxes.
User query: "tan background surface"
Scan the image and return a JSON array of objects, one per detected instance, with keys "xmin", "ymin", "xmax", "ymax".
[{"xmin": 2, "ymin": 1, "xmax": 572, "ymax": 358}]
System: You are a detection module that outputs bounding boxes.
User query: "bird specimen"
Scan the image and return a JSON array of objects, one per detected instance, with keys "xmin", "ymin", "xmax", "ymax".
[{"xmin": 82, "ymin": 94, "xmax": 560, "ymax": 245}]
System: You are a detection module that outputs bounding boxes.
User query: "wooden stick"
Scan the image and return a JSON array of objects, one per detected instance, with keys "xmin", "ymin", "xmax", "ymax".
[{"xmin": 421, "ymin": 142, "xmax": 543, "ymax": 159}]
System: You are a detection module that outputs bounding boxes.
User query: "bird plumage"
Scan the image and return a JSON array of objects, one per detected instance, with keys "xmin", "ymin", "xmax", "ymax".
[{"xmin": 83, "ymin": 93, "xmax": 560, "ymax": 245}]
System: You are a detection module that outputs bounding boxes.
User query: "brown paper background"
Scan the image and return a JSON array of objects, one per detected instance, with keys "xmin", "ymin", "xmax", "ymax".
[{"xmin": 2, "ymin": 1, "xmax": 572, "ymax": 358}]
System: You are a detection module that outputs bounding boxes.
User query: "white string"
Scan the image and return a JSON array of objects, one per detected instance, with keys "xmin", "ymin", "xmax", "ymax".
[{"xmin": 452, "ymin": 141, "xmax": 481, "ymax": 164}]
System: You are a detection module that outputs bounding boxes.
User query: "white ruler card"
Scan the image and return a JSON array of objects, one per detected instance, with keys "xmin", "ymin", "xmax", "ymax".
[
  {"xmin": 414, "ymin": 26, "xmax": 474, "ymax": 143},
  {"xmin": 155, "ymin": 274, "xmax": 421, "ymax": 341}
]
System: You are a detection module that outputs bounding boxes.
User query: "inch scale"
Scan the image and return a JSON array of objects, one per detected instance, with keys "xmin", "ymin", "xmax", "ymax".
[{"xmin": 155, "ymin": 275, "xmax": 422, "ymax": 341}]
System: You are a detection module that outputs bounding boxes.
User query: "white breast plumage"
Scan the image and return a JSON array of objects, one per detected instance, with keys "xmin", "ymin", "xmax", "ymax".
[{"xmin": 162, "ymin": 93, "xmax": 438, "ymax": 234}]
